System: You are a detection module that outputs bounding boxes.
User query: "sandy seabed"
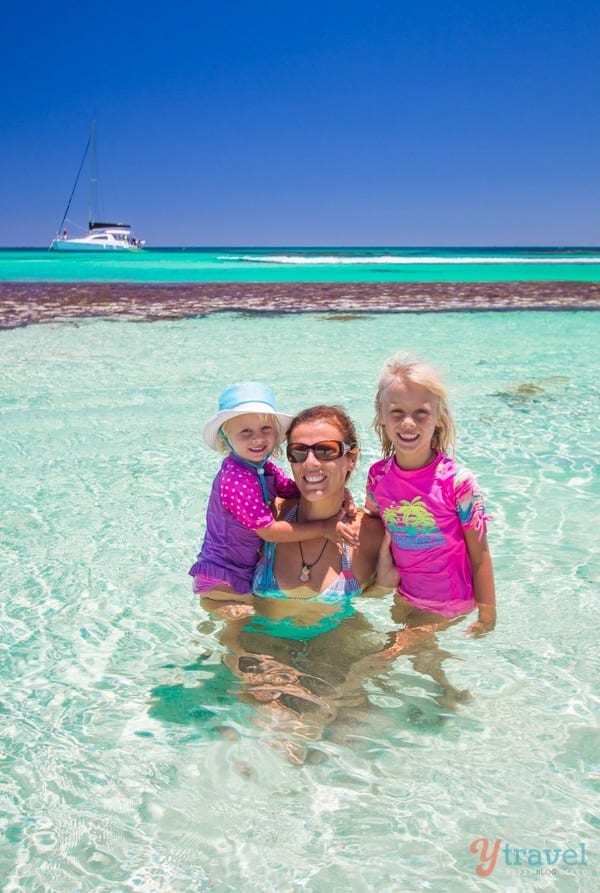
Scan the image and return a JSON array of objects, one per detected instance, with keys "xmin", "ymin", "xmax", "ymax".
[{"xmin": 1, "ymin": 281, "xmax": 599, "ymax": 329}]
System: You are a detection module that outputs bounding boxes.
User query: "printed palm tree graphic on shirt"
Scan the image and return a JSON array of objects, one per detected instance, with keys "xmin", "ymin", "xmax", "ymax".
[{"xmin": 383, "ymin": 497, "xmax": 446, "ymax": 549}]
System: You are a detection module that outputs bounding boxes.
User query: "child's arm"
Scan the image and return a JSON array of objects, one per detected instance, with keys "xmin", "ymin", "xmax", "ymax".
[
  {"xmin": 376, "ymin": 532, "xmax": 401, "ymax": 589},
  {"xmin": 223, "ymin": 463, "xmax": 356, "ymax": 546},
  {"xmin": 255, "ymin": 513, "xmax": 359, "ymax": 547},
  {"xmin": 464, "ymin": 529, "xmax": 496, "ymax": 636},
  {"xmin": 314, "ymin": 486, "xmax": 359, "ymax": 546}
]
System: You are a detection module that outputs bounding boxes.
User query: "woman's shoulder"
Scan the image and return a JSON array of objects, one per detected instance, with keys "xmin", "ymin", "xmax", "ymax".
[
  {"xmin": 356, "ymin": 509, "xmax": 384, "ymax": 542},
  {"xmin": 352, "ymin": 509, "xmax": 385, "ymax": 585},
  {"xmin": 272, "ymin": 495, "xmax": 300, "ymax": 520}
]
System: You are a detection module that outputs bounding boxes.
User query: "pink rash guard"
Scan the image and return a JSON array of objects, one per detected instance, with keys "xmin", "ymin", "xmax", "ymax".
[{"xmin": 366, "ymin": 452, "xmax": 490, "ymax": 616}]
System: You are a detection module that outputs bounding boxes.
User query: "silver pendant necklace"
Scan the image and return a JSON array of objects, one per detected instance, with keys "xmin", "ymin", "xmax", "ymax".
[{"xmin": 298, "ymin": 539, "xmax": 328, "ymax": 582}]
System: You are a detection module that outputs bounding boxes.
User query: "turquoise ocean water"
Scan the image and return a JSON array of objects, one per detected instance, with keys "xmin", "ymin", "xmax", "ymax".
[
  {"xmin": 1, "ymin": 245, "xmax": 600, "ymax": 283},
  {"xmin": 1, "ymin": 252, "xmax": 598, "ymax": 890}
]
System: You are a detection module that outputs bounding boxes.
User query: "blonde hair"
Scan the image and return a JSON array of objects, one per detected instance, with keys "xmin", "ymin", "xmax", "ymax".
[
  {"xmin": 373, "ymin": 352, "xmax": 456, "ymax": 457},
  {"xmin": 217, "ymin": 412, "xmax": 284, "ymax": 458}
]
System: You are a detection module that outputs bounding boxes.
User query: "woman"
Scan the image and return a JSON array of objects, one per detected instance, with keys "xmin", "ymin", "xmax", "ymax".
[{"xmin": 199, "ymin": 406, "xmax": 387, "ymax": 757}]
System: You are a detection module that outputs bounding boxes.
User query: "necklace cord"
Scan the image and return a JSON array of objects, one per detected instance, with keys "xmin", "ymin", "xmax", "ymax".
[{"xmin": 298, "ymin": 539, "xmax": 329, "ymax": 582}]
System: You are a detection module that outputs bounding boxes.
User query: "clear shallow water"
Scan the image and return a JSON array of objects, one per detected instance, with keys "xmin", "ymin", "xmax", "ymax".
[
  {"xmin": 2, "ymin": 246, "xmax": 600, "ymax": 283},
  {"xmin": 1, "ymin": 311, "xmax": 598, "ymax": 891}
]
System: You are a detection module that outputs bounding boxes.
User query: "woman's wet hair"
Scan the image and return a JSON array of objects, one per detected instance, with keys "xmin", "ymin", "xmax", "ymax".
[
  {"xmin": 374, "ymin": 352, "xmax": 456, "ymax": 456},
  {"xmin": 286, "ymin": 405, "xmax": 359, "ymax": 454}
]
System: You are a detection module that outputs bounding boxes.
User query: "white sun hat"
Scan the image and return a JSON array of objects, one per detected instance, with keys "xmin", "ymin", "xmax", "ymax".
[{"xmin": 202, "ymin": 381, "xmax": 294, "ymax": 450}]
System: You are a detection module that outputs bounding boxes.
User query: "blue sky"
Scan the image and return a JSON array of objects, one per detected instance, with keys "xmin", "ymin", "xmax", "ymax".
[{"xmin": 2, "ymin": 1, "xmax": 598, "ymax": 246}]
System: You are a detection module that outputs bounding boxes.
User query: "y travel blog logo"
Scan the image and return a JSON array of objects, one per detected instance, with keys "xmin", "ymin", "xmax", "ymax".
[{"xmin": 470, "ymin": 838, "xmax": 589, "ymax": 877}]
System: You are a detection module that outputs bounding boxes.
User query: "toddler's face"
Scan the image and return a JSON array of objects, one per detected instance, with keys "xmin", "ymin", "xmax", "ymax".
[
  {"xmin": 380, "ymin": 379, "xmax": 439, "ymax": 469},
  {"xmin": 224, "ymin": 413, "xmax": 278, "ymax": 462}
]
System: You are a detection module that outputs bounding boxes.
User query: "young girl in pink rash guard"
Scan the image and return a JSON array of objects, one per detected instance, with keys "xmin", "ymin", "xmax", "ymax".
[{"xmin": 366, "ymin": 353, "xmax": 496, "ymax": 635}]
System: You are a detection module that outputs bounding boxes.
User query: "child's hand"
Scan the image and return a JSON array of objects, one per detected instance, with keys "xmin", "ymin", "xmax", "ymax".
[
  {"xmin": 376, "ymin": 532, "xmax": 401, "ymax": 588},
  {"xmin": 335, "ymin": 516, "xmax": 360, "ymax": 548},
  {"xmin": 342, "ymin": 487, "xmax": 357, "ymax": 521},
  {"xmin": 323, "ymin": 515, "xmax": 360, "ymax": 547},
  {"xmin": 466, "ymin": 605, "xmax": 496, "ymax": 637}
]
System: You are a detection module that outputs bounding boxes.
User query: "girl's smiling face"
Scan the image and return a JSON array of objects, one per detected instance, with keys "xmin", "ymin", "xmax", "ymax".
[
  {"xmin": 223, "ymin": 413, "xmax": 278, "ymax": 463},
  {"xmin": 379, "ymin": 378, "xmax": 440, "ymax": 469}
]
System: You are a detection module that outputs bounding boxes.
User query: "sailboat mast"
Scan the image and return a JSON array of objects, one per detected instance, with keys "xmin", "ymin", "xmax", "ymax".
[
  {"xmin": 88, "ymin": 120, "xmax": 96, "ymax": 229},
  {"xmin": 54, "ymin": 128, "xmax": 92, "ymax": 236}
]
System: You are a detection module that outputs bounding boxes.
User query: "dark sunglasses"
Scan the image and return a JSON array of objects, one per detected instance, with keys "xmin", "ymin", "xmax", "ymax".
[{"xmin": 286, "ymin": 440, "xmax": 351, "ymax": 463}]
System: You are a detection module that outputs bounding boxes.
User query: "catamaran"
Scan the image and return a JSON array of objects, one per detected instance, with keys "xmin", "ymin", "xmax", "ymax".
[{"xmin": 50, "ymin": 121, "xmax": 145, "ymax": 252}]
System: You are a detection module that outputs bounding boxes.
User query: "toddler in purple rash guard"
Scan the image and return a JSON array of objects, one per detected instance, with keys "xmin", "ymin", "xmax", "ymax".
[{"xmin": 189, "ymin": 382, "xmax": 352, "ymax": 597}]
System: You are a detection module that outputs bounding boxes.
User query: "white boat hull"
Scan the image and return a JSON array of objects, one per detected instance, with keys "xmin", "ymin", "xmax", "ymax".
[
  {"xmin": 50, "ymin": 238, "xmax": 142, "ymax": 252},
  {"xmin": 50, "ymin": 226, "xmax": 145, "ymax": 252}
]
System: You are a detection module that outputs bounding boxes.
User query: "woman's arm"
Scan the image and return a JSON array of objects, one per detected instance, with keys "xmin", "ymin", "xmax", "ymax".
[
  {"xmin": 376, "ymin": 531, "xmax": 401, "ymax": 589},
  {"xmin": 464, "ymin": 529, "xmax": 496, "ymax": 635},
  {"xmin": 350, "ymin": 513, "xmax": 391, "ymax": 590}
]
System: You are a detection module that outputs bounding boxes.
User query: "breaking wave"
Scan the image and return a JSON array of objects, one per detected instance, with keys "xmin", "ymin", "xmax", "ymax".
[{"xmin": 220, "ymin": 252, "xmax": 600, "ymax": 266}]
